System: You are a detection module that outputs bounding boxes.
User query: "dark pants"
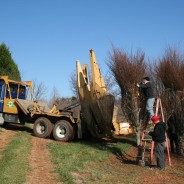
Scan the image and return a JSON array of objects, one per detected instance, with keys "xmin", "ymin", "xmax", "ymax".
[
  {"xmin": 154, "ymin": 142, "xmax": 165, "ymax": 169},
  {"xmin": 169, "ymin": 133, "xmax": 180, "ymax": 154}
]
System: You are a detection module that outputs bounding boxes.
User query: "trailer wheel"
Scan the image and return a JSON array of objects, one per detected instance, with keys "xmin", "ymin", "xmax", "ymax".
[
  {"xmin": 53, "ymin": 120, "xmax": 74, "ymax": 142},
  {"xmin": 33, "ymin": 117, "xmax": 53, "ymax": 138}
]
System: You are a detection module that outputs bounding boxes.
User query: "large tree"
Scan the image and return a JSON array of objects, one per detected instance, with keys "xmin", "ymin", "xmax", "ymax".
[
  {"xmin": 155, "ymin": 47, "xmax": 184, "ymax": 155},
  {"xmin": 0, "ymin": 43, "xmax": 21, "ymax": 81},
  {"xmin": 107, "ymin": 47, "xmax": 147, "ymax": 145}
]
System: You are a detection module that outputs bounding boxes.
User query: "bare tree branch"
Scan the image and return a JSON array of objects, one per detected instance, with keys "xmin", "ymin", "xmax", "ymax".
[{"xmin": 33, "ymin": 79, "xmax": 47, "ymax": 100}]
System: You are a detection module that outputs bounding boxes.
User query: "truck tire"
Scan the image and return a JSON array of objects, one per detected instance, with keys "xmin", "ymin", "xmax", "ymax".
[
  {"xmin": 33, "ymin": 117, "xmax": 53, "ymax": 138},
  {"xmin": 53, "ymin": 120, "xmax": 74, "ymax": 142}
]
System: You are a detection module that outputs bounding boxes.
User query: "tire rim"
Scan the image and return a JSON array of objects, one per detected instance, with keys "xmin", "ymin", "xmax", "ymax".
[
  {"xmin": 36, "ymin": 122, "xmax": 46, "ymax": 134},
  {"xmin": 56, "ymin": 125, "xmax": 66, "ymax": 138}
]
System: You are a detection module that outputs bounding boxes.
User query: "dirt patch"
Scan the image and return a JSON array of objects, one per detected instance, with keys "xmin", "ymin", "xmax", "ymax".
[
  {"xmin": 26, "ymin": 137, "xmax": 61, "ymax": 184},
  {"xmin": 0, "ymin": 127, "xmax": 16, "ymax": 151},
  {"xmin": 138, "ymin": 153, "xmax": 184, "ymax": 184},
  {"xmin": 71, "ymin": 172, "xmax": 91, "ymax": 184},
  {"xmin": 118, "ymin": 144, "xmax": 184, "ymax": 184}
]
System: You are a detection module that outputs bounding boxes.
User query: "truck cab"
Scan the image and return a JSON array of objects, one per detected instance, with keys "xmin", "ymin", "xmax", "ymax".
[{"xmin": 0, "ymin": 76, "xmax": 33, "ymax": 125}]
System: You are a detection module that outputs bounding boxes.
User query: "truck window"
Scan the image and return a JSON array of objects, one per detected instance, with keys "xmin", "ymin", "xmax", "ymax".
[
  {"xmin": 9, "ymin": 83, "xmax": 18, "ymax": 99},
  {"xmin": 0, "ymin": 81, "xmax": 5, "ymax": 99},
  {"xmin": 18, "ymin": 86, "xmax": 26, "ymax": 99},
  {"xmin": 25, "ymin": 86, "xmax": 34, "ymax": 100},
  {"xmin": 0, "ymin": 85, "xmax": 2, "ymax": 97}
]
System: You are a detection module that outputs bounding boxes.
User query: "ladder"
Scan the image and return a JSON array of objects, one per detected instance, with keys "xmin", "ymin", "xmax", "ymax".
[{"xmin": 138, "ymin": 98, "xmax": 171, "ymax": 166}]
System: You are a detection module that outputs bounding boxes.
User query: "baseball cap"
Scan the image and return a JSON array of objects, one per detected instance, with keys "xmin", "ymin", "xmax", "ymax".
[{"xmin": 151, "ymin": 115, "xmax": 160, "ymax": 122}]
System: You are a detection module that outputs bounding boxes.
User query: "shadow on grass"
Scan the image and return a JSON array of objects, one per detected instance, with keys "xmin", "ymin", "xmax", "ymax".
[
  {"xmin": 73, "ymin": 134, "xmax": 138, "ymax": 166},
  {"xmin": 2, "ymin": 123, "xmax": 33, "ymax": 134},
  {"xmin": 113, "ymin": 134, "xmax": 137, "ymax": 147},
  {"xmin": 116, "ymin": 150, "xmax": 137, "ymax": 165}
]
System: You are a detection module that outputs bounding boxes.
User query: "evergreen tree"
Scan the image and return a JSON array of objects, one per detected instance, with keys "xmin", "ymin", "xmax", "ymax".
[{"xmin": 0, "ymin": 43, "xmax": 21, "ymax": 81}]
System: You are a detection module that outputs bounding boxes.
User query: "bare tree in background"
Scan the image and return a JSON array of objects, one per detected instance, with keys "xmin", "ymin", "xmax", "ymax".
[
  {"xmin": 33, "ymin": 79, "xmax": 47, "ymax": 100},
  {"xmin": 48, "ymin": 86, "xmax": 77, "ymax": 109},
  {"xmin": 48, "ymin": 86, "xmax": 60, "ymax": 108},
  {"xmin": 107, "ymin": 47, "xmax": 147, "ymax": 145},
  {"xmin": 103, "ymin": 71, "xmax": 120, "ymax": 98},
  {"xmin": 69, "ymin": 68, "xmax": 119, "ymax": 99},
  {"xmin": 57, "ymin": 96, "xmax": 78, "ymax": 109},
  {"xmin": 69, "ymin": 70, "xmax": 78, "ymax": 98}
]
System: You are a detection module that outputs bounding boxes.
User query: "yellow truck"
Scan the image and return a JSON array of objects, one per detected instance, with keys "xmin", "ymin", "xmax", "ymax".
[
  {"xmin": 0, "ymin": 50, "xmax": 115, "ymax": 142},
  {"xmin": 0, "ymin": 75, "xmax": 80, "ymax": 141},
  {"xmin": 0, "ymin": 76, "xmax": 34, "ymax": 124}
]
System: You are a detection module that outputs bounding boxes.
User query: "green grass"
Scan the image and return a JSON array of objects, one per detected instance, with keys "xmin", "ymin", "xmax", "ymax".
[
  {"xmin": 0, "ymin": 131, "xmax": 32, "ymax": 184},
  {"xmin": 49, "ymin": 140, "xmax": 130, "ymax": 184}
]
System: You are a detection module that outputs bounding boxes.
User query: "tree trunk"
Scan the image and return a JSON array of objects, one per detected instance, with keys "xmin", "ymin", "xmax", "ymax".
[
  {"xmin": 178, "ymin": 135, "xmax": 184, "ymax": 156},
  {"xmin": 136, "ymin": 129, "xmax": 141, "ymax": 146}
]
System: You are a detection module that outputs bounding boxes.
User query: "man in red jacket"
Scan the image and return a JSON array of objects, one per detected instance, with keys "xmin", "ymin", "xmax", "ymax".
[{"xmin": 149, "ymin": 115, "xmax": 166, "ymax": 169}]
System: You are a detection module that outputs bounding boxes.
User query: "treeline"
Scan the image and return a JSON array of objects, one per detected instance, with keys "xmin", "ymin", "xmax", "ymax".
[{"xmin": 0, "ymin": 43, "xmax": 21, "ymax": 80}]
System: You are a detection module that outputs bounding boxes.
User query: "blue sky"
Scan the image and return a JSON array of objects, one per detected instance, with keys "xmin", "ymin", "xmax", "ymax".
[{"xmin": 0, "ymin": 0, "xmax": 184, "ymax": 98}]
